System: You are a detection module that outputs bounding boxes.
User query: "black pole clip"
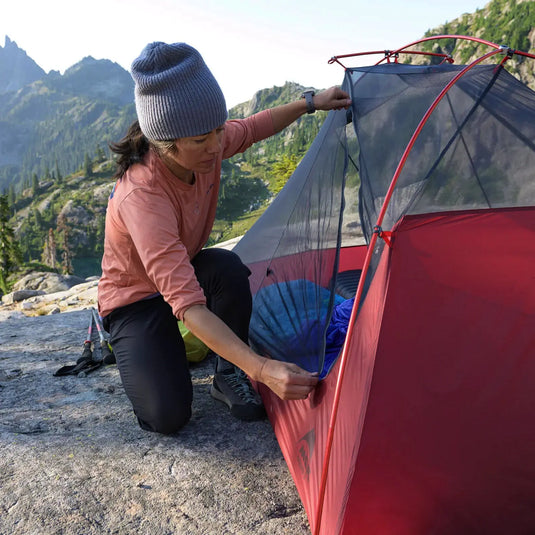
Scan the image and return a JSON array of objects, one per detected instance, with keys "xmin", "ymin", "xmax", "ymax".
[{"xmin": 373, "ymin": 225, "xmax": 393, "ymax": 248}]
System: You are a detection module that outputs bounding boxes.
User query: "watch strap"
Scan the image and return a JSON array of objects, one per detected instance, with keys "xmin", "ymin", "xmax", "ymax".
[{"xmin": 301, "ymin": 90, "xmax": 316, "ymax": 114}]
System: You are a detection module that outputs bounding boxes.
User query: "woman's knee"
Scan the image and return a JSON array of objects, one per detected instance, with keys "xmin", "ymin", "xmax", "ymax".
[
  {"xmin": 193, "ymin": 248, "xmax": 251, "ymax": 279},
  {"xmin": 193, "ymin": 249, "xmax": 252, "ymax": 297},
  {"xmin": 137, "ymin": 399, "xmax": 192, "ymax": 435}
]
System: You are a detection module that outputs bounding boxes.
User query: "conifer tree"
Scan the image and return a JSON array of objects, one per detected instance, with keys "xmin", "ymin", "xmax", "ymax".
[
  {"xmin": 57, "ymin": 213, "xmax": 73, "ymax": 275},
  {"xmin": 83, "ymin": 153, "xmax": 94, "ymax": 177},
  {"xmin": 33, "ymin": 208, "xmax": 43, "ymax": 228},
  {"xmin": 272, "ymin": 154, "xmax": 299, "ymax": 194},
  {"xmin": 95, "ymin": 216, "xmax": 105, "ymax": 256},
  {"xmin": 42, "ymin": 228, "xmax": 57, "ymax": 269},
  {"xmin": 8, "ymin": 185, "xmax": 15, "ymax": 208},
  {"xmin": 55, "ymin": 160, "xmax": 63, "ymax": 184},
  {"xmin": 95, "ymin": 144, "xmax": 106, "ymax": 163},
  {"xmin": 31, "ymin": 173, "xmax": 39, "ymax": 196},
  {"xmin": 0, "ymin": 194, "xmax": 22, "ymax": 293}
]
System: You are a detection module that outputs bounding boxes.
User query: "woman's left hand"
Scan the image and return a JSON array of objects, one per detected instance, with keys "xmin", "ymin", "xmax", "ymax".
[{"xmin": 314, "ymin": 86, "xmax": 352, "ymax": 111}]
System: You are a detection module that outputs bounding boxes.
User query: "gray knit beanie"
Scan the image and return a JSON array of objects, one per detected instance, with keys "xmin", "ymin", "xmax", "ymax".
[{"xmin": 131, "ymin": 42, "xmax": 228, "ymax": 140}]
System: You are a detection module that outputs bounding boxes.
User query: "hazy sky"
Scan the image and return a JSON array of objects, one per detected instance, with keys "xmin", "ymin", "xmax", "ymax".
[{"xmin": 1, "ymin": 0, "xmax": 484, "ymax": 107}]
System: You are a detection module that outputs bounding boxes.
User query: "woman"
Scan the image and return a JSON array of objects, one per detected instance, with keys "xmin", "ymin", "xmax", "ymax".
[{"xmin": 98, "ymin": 41, "xmax": 351, "ymax": 434}]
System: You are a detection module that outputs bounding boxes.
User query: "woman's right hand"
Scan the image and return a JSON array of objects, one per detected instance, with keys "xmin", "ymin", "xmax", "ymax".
[
  {"xmin": 182, "ymin": 305, "xmax": 319, "ymax": 400},
  {"xmin": 257, "ymin": 357, "xmax": 319, "ymax": 400}
]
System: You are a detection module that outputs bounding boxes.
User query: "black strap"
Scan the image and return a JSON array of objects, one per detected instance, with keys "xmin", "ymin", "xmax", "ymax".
[
  {"xmin": 54, "ymin": 357, "xmax": 103, "ymax": 377},
  {"xmin": 54, "ymin": 312, "xmax": 104, "ymax": 377}
]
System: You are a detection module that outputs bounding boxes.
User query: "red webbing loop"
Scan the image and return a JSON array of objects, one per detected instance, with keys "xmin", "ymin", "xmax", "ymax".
[{"xmin": 374, "ymin": 226, "xmax": 393, "ymax": 248}]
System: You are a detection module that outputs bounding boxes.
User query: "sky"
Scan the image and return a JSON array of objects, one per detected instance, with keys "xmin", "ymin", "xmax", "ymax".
[{"xmin": 1, "ymin": 0, "xmax": 484, "ymax": 108}]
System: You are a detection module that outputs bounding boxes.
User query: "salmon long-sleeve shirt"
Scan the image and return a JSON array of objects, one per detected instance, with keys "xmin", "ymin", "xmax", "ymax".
[{"xmin": 98, "ymin": 109, "xmax": 275, "ymax": 320}]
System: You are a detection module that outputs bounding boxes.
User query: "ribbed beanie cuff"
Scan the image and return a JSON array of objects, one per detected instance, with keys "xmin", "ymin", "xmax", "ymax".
[{"xmin": 131, "ymin": 42, "xmax": 228, "ymax": 140}]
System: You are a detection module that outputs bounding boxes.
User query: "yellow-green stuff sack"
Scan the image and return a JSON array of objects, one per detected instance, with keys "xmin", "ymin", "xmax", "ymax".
[{"xmin": 178, "ymin": 321, "xmax": 209, "ymax": 363}]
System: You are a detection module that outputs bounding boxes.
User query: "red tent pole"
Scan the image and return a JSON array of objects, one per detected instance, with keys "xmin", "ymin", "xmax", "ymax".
[
  {"xmin": 312, "ymin": 232, "xmax": 380, "ymax": 535},
  {"xmin": 328, "ymin": 49, "xmax": 453, "ymax": 69},
  {"xmin": 329, "ymin": 35, "xmax": 502, "ymax": 69},
  {"xmin": 313, "ymin": 44, "xmax": 506, "ymax": 535},
  {"xmin": 387, "ymin": 34, "xmax": 501, "ymax": 56},
  {"xmin": 329, "ymin": 34, "xmax": 535, "ymax": 69}
]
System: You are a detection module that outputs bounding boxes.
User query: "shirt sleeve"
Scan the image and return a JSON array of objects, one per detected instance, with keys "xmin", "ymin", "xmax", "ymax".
[
  {"xmin": 222, "ymin": 109, "xmax": 276, "ymax": 159},
  {"xmin": 117, "ymin": 186, "xmax": 207, "ymax": 321}
]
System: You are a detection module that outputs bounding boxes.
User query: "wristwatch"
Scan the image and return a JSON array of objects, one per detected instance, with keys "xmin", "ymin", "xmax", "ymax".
[{"xmin": 301, "ymin": 90, "xmax": 316, "ymax": 114}]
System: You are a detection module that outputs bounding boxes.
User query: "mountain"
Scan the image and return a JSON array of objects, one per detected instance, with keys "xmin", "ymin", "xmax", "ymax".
[
  {"xmin": 2, "ymin": 0, "xmax": 535, "ymax": 280},
  {"xmin": 414, "ymin": 0, "xmax": 535, "ymax": 90},
  {"xmin": 2, "ymin": 0, "xmax": 535, "ymax": 194},
  {"xmin": 0, "ymin": 36, "xmax": 45, "ymax": 93},
  {"xmin": 53, "ymin": 56, "xmax": 134, "ymax": 106},
  {"xmin": 0, "ymin": 42, "xmax": 136, "ymax": 193},
  {"xmin": 0, "ymin": 37, "xmax": 327, "ymax": 278}
]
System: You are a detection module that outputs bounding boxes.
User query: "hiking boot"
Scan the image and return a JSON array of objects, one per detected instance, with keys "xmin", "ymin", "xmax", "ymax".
[{"xmin": 211, "ymin": 366, "xmax": 266, "ymax": 421}]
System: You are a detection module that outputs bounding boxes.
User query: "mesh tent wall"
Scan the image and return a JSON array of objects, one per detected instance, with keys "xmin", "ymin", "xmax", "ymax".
[{"xmin": 233, "ymin": 37, "xmax": 535, "ymax": 534}]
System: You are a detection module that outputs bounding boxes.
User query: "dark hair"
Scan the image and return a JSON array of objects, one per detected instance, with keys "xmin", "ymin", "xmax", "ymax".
[
  {"xmin": 109, "ymin": 120, "xmax": 149, "ymax": 180},
  {"xmin": 109, "ymin": 120, "xmax": 177, "ymax": 179}
]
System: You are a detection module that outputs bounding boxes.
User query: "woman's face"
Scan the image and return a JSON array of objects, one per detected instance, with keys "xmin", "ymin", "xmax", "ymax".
[{"xmin": 172, "ymin": 125, "xmax": 225, "ymax": 174}]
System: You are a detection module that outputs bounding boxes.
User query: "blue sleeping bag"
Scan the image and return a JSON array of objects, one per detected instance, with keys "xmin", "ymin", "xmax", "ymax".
[{"xmin": 249, "ymin": 280, "xmax": 354, "ymax": 378}]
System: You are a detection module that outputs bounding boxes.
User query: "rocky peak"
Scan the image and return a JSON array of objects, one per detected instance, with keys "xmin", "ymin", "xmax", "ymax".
[{"xmin": 0, "ymin": 35, "xmax": 46, "ymax": 94}]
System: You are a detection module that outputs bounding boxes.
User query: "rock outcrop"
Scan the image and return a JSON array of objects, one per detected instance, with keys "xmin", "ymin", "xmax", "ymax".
[{"xmin": 2, "ymin": 271, "xmax": 97, "ymax": 317}]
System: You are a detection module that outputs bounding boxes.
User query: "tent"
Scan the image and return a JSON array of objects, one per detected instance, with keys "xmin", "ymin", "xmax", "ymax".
[{"xmin": 234, "ymin": 36, "xmax": 535, "ymax": 534}]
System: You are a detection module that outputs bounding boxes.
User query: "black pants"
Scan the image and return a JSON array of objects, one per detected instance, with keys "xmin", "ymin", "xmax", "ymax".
[{"xmin": 103, "ymin": 248, "xmax": 252, "ymax": 434}]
